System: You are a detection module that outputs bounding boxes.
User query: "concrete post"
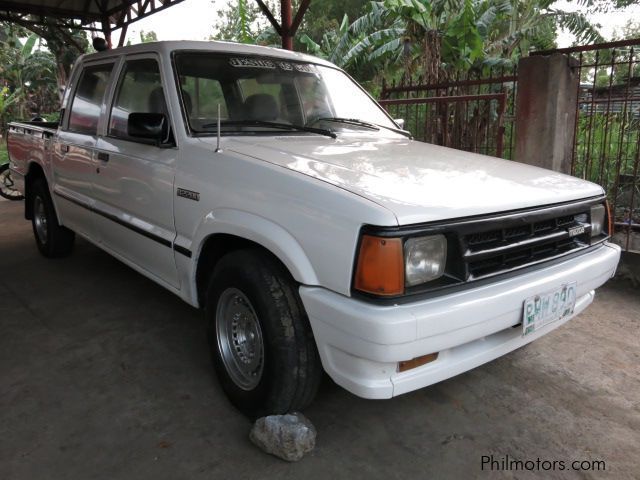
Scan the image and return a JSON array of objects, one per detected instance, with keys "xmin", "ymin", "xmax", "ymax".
[{"xmin": 515, "ymin": 53, "xmax": 579, "ymax": 174}]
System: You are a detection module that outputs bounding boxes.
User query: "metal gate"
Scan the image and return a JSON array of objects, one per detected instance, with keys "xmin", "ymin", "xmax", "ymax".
[
  {"xmin": 378, "ymin": 68, "xmax": 518, "ymax": 159},
  {"xmin": 533, "ymin": 39, "xmax": 640, "ymax": 252}
]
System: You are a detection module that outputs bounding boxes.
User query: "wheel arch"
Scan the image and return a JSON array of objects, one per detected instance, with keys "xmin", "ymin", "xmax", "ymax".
[
  {"xmin": 24, "ymin": 162, "xmax": 47, "ymax": 220},
  {"xmin": 191, "ymin": 209, "xmax": 320, "ymax": 308}
]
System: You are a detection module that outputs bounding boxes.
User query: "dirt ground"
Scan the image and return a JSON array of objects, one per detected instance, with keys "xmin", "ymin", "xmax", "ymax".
[{"xmin": 1, "ymin": 199, "xmax": 639, "ymax": 480}]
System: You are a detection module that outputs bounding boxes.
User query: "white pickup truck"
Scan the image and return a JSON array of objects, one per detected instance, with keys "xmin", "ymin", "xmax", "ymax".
[{"xmin": 7, "ymin": 41, "xmax": 621, "ymax": 418}]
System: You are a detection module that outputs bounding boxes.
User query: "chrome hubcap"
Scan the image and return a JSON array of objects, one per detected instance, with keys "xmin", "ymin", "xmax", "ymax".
[
  {"xmin": 216, "ymin": 288, "xmax": 264, "ymax": 390},
  {"xmin": 34, "ymin": 196, "xmax": 48, "ymax": 244}
]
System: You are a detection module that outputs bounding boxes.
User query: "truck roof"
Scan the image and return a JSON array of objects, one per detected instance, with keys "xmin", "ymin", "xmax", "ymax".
[{"xmin": 78, "ymin": 40, "xmax": 335, "ymax": 67}]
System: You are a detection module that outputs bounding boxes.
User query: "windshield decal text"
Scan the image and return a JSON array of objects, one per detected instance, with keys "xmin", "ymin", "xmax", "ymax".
[{"xmin": 229, "ymin": 57, "xmax": 276, "ymax": 69}]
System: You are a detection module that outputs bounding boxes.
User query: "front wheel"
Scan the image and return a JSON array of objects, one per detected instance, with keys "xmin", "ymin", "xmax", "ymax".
[
  {"xmin": 205, "ymin": 249, "xmax": 322, "ymax": 418},
  {"xmin": 0, "ymin": 163, "xmax": 25, "ymax": 201},
  {"xmin": 30, "ymin": 179, "xmax": 75, "ymax": 257}
]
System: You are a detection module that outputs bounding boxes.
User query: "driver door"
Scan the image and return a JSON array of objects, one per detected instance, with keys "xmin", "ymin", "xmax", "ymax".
[{"xmin": 92, "ymin": 54, "xmax": 179, "ymax": 288}]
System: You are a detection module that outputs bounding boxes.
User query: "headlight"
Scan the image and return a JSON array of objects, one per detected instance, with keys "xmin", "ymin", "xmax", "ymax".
[
  {"xmin": 590, "ymin": 204, "xmax": 606, "ymax": 237},
  {"xmin": 353, "ymin": 233, "xmax": 448, "ymax": 296},
  {"xmin": 404, "ymin": 235, "xmax": 447, "ymax": 286}
]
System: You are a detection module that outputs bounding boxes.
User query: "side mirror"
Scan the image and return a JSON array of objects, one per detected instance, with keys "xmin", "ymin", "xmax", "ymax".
[
  {"xmin": 127, "ymin": 112, "xmax": 168, "ymax": 143},
  {"xmin": 394, "ymin": 118, "xmax": 405, "ymax": 129}
]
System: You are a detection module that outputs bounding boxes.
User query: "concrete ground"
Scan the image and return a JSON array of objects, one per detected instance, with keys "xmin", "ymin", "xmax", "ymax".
[{"xmin": 1, "ymin": 199, "xmax": 639, "ymax": 480}]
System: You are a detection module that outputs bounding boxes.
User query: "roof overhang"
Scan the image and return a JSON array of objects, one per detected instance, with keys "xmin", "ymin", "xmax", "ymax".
[
  {"xmin": 0, "ymin": 0, "xmax": 185, "ymax": 36},
  {"xmin": 0, "ymin": 0, "xmax": 311, "ymax": 50}
]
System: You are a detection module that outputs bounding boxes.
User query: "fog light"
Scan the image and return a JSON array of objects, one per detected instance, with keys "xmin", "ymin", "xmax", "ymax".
[{"xmin": 398, "ymin": 353, "xmax": 439, "ymax": 372}]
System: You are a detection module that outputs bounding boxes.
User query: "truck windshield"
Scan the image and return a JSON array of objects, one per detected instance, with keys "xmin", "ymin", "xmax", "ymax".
[{"xmin": 173, "ymin": 52, "xmax": 398, "ymax": 136}]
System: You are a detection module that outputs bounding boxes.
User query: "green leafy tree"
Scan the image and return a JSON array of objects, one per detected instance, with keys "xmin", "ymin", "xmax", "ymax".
[
  {"xmin": 340, "ymin": 0, "xmax": 605, "ymax": 82},
  {"xmin": 0, "ymin": 29, "xmax": 58, "ymax": 125},
  {"xmin": 212, "ymin": 0, "xmax": 265, "ymax": 43},
  {"xmin": 298, "ymin": 0, "xmax": 367, "ymax": 47},
  {"xmin": 139, "ymin": 30, "xmax": 158, "ymax": 43},
  {"xmin": 41, "ymin": 27, "xmax": 89, "ymax": 91},
  {"xmin": 0, "ymin": 19, "xmax": 88, "ymax": 95},
  {"xmin": 0, "ymin": 86, "xmax": 21, "ymax": 133}
]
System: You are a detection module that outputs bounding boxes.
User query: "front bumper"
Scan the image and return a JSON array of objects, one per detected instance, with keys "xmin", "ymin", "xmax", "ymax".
[{"xmin": 300, "ymin": 243, "xmax": 621, "ymax": 399}]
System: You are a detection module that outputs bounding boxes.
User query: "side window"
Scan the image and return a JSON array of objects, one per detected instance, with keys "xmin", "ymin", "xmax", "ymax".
[
  {"xmin": 67, "ymin": 63, "xmax": 113, "ymax": 135},
  {"xmin": 109, "ymin": 58, "xmax": 166, "ymax": 140}
]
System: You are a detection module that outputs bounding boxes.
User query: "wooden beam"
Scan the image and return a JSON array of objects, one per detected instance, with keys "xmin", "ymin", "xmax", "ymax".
[
  {"xmin": 254, "ymin": 0, "xmax": 282, "ymax": 36},
  {"xmin": 281, "ymin": 0, "xmax": 292, "ymax": 50},
  {"xmin": 290, "ymin": 0, "xmax": 310, "ymax": 36},
  {"xmin": 254, "ymin": 0, "xmax": 312, "ymax": 50},
  {"xmin": 0, "ymin": 12, "xmax": 101, "ymax": 31},
  {"xmin": 0, "ymin": 0, "xmax": 103, "ymax": 21},
  {"xmin": 107, "ymin": 0, "xmax": 184, "ymax": 31},
  {"xmin": 101, "ymin": 16, "xmax": 111, "ymax": 48},
  {"xmin": 117, "ymin": 23, "xmax": 128, "ymax": 47}
]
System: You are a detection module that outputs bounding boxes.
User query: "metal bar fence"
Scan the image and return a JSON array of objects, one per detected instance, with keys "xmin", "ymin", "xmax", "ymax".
[
  {"xmin": 533, "ymin": 39, "xmax": 640, "ymax": 252},
  {"xmin": 380, "ymin": 40, "xmax": 640, "ymax": 252},
  {"xmin": 379, "ymin": 67, "xmax": 518, "ymax": 159}
]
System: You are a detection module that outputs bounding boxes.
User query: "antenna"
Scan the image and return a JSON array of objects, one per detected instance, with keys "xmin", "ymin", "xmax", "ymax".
[{"xmin": 215, "ymin": 103, "xmax": 222, "ymax": 153}]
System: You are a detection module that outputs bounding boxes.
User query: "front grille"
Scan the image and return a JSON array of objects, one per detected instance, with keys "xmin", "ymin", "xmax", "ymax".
[
  {"xmin": 358, "ymin": 196, "xmax": 607, "ymax": 301},
  {"xmin": 462, "ymin": 210, "xmax": 591, "ymax": 280}
]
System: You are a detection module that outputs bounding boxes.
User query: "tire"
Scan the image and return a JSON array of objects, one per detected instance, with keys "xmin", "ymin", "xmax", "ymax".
[
  {"xmin": 30, "ymin": 178, "xmax": 75, "ymax": 258},
  {"xmin": 0, "ymin": 163, "xmax": 25, "ymax": 201},
  {"xmin": 205, "ymin": 249, "xmax": 322, "ymax": 418}
]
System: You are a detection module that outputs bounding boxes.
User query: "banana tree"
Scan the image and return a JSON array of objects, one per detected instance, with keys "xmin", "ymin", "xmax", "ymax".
[
  {"xmin": 0, "ymin": 29, "xmax": 58, "ymax": 124},
  {"xmin": 299, "ymin": 14, "xmax": 355, "ymax": 67},
  {"xmin": 0, "ymin": 86, "xmax": 21, "ymax": 136},
  {"xmin": 335, "ymin": 0, "xmax": 605, "ymax": 81}
]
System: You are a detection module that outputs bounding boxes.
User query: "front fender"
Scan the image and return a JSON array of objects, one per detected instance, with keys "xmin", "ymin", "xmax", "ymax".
[{"xmin": 180, "ymin": 208, "xmax": 320, "ymax": 305}]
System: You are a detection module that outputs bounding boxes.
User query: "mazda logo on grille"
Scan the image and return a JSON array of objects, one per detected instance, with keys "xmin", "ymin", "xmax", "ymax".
[{"xmin": 567, "ymin": 225, "xmax": 585, "ymax": 237}]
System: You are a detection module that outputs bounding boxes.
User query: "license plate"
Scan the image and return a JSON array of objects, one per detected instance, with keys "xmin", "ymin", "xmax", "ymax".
[{"xmin": 522, "ymin": 282, "xmax": 577, "ymax": 336}]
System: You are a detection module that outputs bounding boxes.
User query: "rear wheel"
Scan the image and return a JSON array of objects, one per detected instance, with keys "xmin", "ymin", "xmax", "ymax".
[
  {"xmin": 205, "ymin": 249, "xmax": 322, "ymax": 418},
  {"xmin": 31, "ymin": 179, "xmax": 75, "ymax": 258}
]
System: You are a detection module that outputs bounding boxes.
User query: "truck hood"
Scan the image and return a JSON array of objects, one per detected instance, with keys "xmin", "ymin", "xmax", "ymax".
[{"xmin": 211, "ymin": 134, "xmax": 604, "ymax": 225}]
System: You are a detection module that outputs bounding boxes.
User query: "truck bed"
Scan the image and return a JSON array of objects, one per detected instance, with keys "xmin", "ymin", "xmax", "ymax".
[
  {"xmin": 6, "ymin": 121, "xmax": 59, "ymax": 195},
  {"xmin": 9, "ymin": 121, "xmax": 58, "ymax": 137}
]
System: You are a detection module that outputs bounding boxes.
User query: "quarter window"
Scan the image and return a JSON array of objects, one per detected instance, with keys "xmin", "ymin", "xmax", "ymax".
[
  {"xmin": 67, "ymin": 63, "xmax": 113, "ymax": 135},
  {"xmin": 109, "ymin": 58, "xmax": 167, "ymax": 140}
]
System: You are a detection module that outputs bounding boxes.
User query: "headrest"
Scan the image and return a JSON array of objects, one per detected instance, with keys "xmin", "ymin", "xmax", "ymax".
[{"xmin": 243, "ymin": 93, "xmax": 278, "ymax": 122}]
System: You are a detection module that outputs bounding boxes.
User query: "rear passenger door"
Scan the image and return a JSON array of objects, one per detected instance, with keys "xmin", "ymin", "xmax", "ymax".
[
  {"xmin": 53, "ymin": 61, "xmax": 115, "ymax": 239},
  {"xmin": 93, "ymin": 55, "xmax": 179, "ymax": 288}
]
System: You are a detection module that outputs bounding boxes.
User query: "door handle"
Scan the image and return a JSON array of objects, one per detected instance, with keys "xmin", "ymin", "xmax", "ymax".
[
  {"xmin": 97, "ymin": 152, "xmax": 109, "ymax": 162},
  {"xmin": 60, "ymin": 144, "xmax": 70, "ymax": 153}
]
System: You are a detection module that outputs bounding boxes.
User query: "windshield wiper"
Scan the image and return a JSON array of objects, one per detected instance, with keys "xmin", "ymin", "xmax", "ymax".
[
  {"xmin": 316, "ymin": 117, "xmax": 412, "ymax": 138},
  {"xmin": 199, "ymin": 120, "xmax": 336, "ymax": 139}
]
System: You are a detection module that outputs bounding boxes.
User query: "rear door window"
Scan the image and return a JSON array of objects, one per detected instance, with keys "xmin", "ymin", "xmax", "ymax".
[{"xmin": 67, "ymin": 63, "xmax": 114, "ymax": 135}]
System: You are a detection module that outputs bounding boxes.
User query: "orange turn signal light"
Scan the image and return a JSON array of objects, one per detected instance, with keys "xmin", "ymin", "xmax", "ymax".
[
  {"xmin": 354, "ymin": 235, "xmax": 404, "ymax": 296},
  {"xmin": 605, "ymin": 200, "xmax": 614, "ymax": 236},
  {"xmin": 398, "ymin": 353, "xmax": 439, "ymax": 372}
]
